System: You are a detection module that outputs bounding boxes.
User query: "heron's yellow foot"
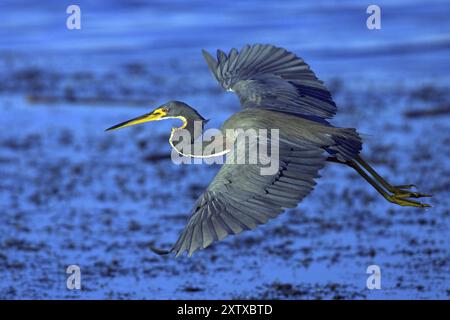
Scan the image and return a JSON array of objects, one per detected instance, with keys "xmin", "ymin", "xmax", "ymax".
[
  {"xmin": 391, "ymin": 185, "xmax": 431, "ymax": 199},
  {"xmin": 393, "ymin": 191, "xmax": 432, "ymax": 199},
  {"xmin": 387, "ymin": 195, "xmax": 431, "ymax": 208}
]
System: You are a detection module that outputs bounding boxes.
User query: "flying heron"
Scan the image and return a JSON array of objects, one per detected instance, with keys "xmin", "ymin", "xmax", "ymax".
[{"xmin": 106, "ymin": 44, "xmax": 431, "ymax": 257}]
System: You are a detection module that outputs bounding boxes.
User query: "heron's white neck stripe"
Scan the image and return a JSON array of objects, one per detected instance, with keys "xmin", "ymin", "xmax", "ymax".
[
  {"xmin": 169, "ymin": 129, "xmax": 230, "ymax": 158},
  {"xmin": 158, "ymin": 115, "xmax": 188, "ymax": 129}
]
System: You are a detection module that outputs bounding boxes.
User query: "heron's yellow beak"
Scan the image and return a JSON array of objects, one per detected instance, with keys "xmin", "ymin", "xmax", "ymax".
[{"xmin": 105, "ymin": 108, "xmax": 167, "ymax": 131}]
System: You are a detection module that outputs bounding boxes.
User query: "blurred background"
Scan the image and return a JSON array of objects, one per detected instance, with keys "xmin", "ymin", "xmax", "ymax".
[{"xmin": 0, "ymin": 0, "xmax": 448, "ymax": 299}]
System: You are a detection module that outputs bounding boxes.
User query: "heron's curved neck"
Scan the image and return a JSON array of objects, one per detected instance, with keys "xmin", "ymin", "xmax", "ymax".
[{"xmin": 168, "ymin": 126, "xmax": 230, "ymax": 158}]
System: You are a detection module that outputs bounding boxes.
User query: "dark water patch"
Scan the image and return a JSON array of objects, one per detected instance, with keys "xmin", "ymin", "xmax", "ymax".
[{"xmin": 248, "ymin": 282, "xmax": 366, "ymax": 300}]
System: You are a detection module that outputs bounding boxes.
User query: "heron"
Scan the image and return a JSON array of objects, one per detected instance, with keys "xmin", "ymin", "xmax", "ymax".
[{"xmin": 106, "ymin": 44, "xmax": 431, "ymax": 257}]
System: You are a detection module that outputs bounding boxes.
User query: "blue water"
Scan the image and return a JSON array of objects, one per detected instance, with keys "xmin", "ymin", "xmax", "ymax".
[{"xmin": 0, "ymin": 0, "xmax": 449, "ymax": 299}]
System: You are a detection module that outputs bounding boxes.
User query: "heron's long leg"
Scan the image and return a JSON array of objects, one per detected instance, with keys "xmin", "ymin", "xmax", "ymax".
[
  {"xmin": 326, "ymin": 157, "xmax": 430, "ymax": 208},
  {"xmin": 355, "ymin": 156, "xmax": 431, "ymax": 198}
]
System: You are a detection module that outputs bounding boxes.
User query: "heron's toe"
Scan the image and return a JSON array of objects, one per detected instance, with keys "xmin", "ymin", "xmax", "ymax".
[
  {"xmin": 387, "ymin": 195, "xmax": 431, "ymax": 208},
  {"xmin": 393, "ymin": 191, "xmax": 432, "ymax": 199}
]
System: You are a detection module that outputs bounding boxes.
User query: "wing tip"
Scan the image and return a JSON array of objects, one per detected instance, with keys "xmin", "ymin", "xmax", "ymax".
[
  {"xmin": 150, "ymin": 245, "xmax": 172, "ymax": 256},
  {"xmin": 201, "ymin": 48, "xmax": 211, "ymax": 57},
  {"xmin": 201, "ymin": 48, "xmax": 216, "ymax": 64},
  {"xmin": 150, "ymin": 244, "xmax": 195, "ymax": 258},
  {"xmin": 201, "ymin": 48, "xmax": 221, "ymax": 82},
  {"xmin": 150, "ymin": 243, "xmax": 199, "ymax": 258}
]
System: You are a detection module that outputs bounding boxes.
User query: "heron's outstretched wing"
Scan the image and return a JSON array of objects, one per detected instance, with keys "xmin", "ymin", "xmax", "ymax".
[
  {"xmin": 155, "ymin": 138, "xmax": 326, "ymax": 257},
  {"xmin": 202, "ymin": 44, "xmax": 336, "ymax": 120}
]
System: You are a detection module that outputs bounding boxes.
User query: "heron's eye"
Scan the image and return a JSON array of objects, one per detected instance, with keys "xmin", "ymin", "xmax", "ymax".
[{"xmin": 161, "ymin": 107, "xmax": 168, "ymax": 113}]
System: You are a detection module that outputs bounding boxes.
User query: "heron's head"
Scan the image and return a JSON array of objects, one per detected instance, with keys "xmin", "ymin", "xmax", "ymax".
[{"xmin": 105, "ymin": 101, "xmax": 207, "ymax": 135}]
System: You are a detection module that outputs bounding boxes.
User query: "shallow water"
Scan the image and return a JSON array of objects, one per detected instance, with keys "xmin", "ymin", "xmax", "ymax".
[{"xmin": 0, "ymin": 0, "xmax": 449, "ymax": 299}]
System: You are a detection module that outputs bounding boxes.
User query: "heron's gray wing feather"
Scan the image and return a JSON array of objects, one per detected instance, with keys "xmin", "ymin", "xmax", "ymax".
[
  {"xmin": 168, "ymin": 139, "xmax": 326, "ymax": 257},
  {"xmin": 202, "ymin": 44, "xmax": 336, "ymax": 119}
]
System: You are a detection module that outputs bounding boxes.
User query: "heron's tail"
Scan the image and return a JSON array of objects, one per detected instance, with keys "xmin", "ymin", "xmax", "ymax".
[{"xmin": 326, "ymin": 127, "xmax": 362, "ymax": 161}]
